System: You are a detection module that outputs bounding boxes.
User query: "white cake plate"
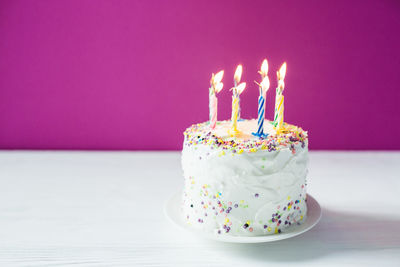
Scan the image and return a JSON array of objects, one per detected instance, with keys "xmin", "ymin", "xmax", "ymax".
[{"xmin": 164, "ymin": 192, "xmax": 321, "ymax": 243}]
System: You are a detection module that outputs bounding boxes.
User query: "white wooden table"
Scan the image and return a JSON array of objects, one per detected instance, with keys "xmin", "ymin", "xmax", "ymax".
[{"xmin": 0, "ymin": 151, "xmax": 399, "ymax": 266}]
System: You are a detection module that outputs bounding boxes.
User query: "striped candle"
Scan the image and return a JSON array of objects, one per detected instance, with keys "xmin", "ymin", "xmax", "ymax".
[
  {"xmin": 273, "ymin": 63, "xmax": 287, "ymax": 132},
  {"xmin": 208, "ymin": 70, "xmax": 224, "ymax": 130},
  {"xmin": 238, "ymin": 97, "xmax": 241, "ymax": 120},
  {"xmin": 273, "ymin": 88, "xmax": 281, "ymax": 127},
  {"xmin": 275, "ymin": 93, "xmax": 284, "ymax": 129},
  {"xmin": 229, "ymin": 82, "xmax": 246, "ymax": 135},
  {"xmin": 209, "ymin": 93, "xmax": 218, "ymax": 129},
  {"xmin": 231, "ymin": 95, "xmax": 239, "ymax": 132},
  {"xmin": 234, "ymin": 65, "xmax": 243, "ymax": 121},
  {"xmin": 256, "ymin": 94, "xmax": 266, "ymax": 135},
  {"xmin": 253, "ymin": 59, "xmax": 270, "ymax": 138}
]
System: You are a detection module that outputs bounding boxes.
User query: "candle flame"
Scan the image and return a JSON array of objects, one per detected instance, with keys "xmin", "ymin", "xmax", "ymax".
[
  {"xmin": 215, "ymin": 82, "xmax": 223, "ymax": 93},
  {"xmin": 260, "ymin": 59, "xmax": 268, "ymax": 77},
  {"xmin": 278, "ymin": 62, "xmax": 287, "ymax": 81},
  {"xmin": 214, "ymin": 70, "xmax": 224, "ymax": 84},
  {"xmin": 236, "ymin": 82, "xmax": 246, "ymax": 95},
  {"xmin": 260, "ymin": 76, "xmax": 270, "ymax": 92},
  {"xmin": 278, "ymin": 80, "xmax": 285, "ymax": 90},
  {"xmin": 234, "ymin": 65, "xmax": 243, "ymax": 84}
]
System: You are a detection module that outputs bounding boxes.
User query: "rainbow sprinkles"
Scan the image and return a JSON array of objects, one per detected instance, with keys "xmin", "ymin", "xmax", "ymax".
[{"xmin": 184, "ymin": 119, "xmax": 308, "ymax": 155}]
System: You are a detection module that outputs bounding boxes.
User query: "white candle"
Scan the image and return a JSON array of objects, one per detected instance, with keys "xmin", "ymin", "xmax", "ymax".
[{"xmin": 209, "ymin": 70, "xmax": 224, "ymax": 129}]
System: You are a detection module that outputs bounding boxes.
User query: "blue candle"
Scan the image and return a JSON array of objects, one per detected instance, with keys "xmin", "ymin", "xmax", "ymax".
[
  {"xmin": 256, "ymin": 94, "xmax": 266, "ymax": 136},
  {"xmin": 253, "ymin": 59, "xmax": 270, "ymax": 138}
]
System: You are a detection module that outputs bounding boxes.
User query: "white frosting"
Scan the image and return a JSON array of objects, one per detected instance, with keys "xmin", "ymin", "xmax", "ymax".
[{"xmin": 181, "ymin": 119, "xmax": 308, "ymax": 236}]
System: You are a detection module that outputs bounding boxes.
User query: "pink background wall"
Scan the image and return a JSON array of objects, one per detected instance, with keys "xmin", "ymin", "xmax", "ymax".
[{"xmin": 1, "ymin": 0, "xmax": 399, "ymax": 150}]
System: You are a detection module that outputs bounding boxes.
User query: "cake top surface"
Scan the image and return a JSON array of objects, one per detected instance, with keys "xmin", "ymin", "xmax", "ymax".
[{"xmin": 183, "ymin": 119, "xmax": 308, "ymax": 154}]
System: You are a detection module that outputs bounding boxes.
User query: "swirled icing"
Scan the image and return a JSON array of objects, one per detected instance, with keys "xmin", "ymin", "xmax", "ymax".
[{"xmin": 181, "ymin": 119, "xmax": 308, "ymax": 236}]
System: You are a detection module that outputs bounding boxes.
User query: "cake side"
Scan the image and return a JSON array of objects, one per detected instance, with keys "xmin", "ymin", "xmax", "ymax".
[{"xmin": 181, "ymin": 119, "xmax": 309, "ymax": 236}]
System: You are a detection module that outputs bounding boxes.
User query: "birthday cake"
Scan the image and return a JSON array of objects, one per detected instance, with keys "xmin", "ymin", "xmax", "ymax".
[
  {"xmin": 181, "ymin": 119, "xmax": 308, "ymax": 236},
  {"xmin": 180, "ymin": 60, "xmax": 309, "ymax": 236}
]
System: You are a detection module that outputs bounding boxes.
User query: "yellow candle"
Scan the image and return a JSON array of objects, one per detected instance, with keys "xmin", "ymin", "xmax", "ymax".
[
  {"xmin": 276, "ymin": 94, "xmax": 284, "ymax": 129},
  {"xmin": 234, "ymin": 65, "xmax": 243, "ymax": 120},
  {"xmin": 273, "ymin": 62, "xmax": 287, "ymax": 132},
  {"xmin": 230, "ymin": 82, "xmax": 246, "ymax": 135},
  {"xmin": 231, "ymin": 95, "xmax": 239, "ymax": 132}
]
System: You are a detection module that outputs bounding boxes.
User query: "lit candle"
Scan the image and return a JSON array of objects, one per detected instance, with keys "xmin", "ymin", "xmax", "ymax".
[
  {"xmin": 234, "ymin": 65, "xmax": 243, "ymax": 120},
  {"xmin": 209, "ymin": 70, "xmax": 224, "ymax": 129},
  {"xmin": 273, "ymin": 62, "xmax": 287, "ymax": 132},
  {"xmin": 230, "ymin": 81, "xmax": 246, "ymax": 135},
  {"xmin": 253, "ymin": 59, "xmax": 270, "ymax": 138}
]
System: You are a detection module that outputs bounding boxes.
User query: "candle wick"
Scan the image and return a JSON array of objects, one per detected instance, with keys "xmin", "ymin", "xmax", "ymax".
[{"xmin": 254, "ymin": 80, "xmax": 262, "ymax": 96}]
